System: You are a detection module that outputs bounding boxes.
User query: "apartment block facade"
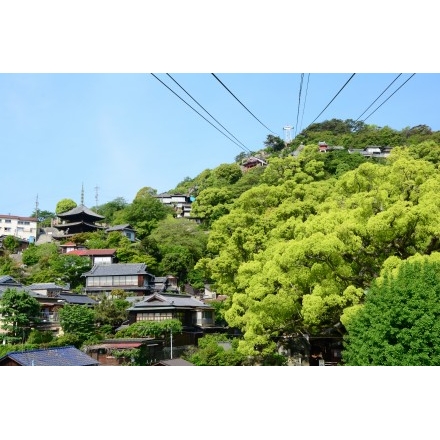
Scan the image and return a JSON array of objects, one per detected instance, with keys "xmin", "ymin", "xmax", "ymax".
[{"xmin": 0, "ymin": 214, "xmax": 38, "ymax": 242}]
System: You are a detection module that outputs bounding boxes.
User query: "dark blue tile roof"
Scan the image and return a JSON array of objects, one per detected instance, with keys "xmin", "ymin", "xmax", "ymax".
[{"xmin": 0, "ymin": 346, "xmax": 100, "ymax": 366}]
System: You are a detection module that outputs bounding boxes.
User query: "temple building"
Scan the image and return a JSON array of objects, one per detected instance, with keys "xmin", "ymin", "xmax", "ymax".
[{"xmin": 55, "ymin": 204, "xmax": 106, "ymax": 237}]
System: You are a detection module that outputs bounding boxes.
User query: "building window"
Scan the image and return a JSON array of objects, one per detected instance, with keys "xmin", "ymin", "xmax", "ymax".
[
  {"xmin": 137, "ymin": 312, "xmax": 173, "ymax": 322},
  {"xmin": 202, "ymin": 311, "xmax": 213, "ymax": 320},
  {"xmin": 5, "ymin": 219, "xmax": 11, "ymax": 223},
  {"xmin": 87, "ymin": 275, "xmax": 138, "ymax": 287}
]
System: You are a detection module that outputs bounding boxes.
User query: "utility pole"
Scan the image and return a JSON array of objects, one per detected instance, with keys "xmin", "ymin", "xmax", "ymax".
[
  {"xmin": 94, "ymin": 185, "xmax": 100, "ymax": 211},
  {"xmin": 170, "ymin": 328, "xmax": 173, "ymax": 359},
  {"xmin": 35, "ymin": 194, "xmax": 39, "ymax": 240}
]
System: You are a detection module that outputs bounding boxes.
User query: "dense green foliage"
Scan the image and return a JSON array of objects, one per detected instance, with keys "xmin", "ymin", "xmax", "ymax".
[
  {"xmin": 115, "ymin": 319, "xmax": 183, "ymax": 338},
  {"xmin": 56, "ymin": 198, "xmax": 77, "ymax": 214},
  {"xmin": 195, "ymin": 134, "xmax": 440, "ymax": 356},
  {"xmin": 93, "ymin": 295, "xmax": 130, "ymax": 330},
  {"xmin": 0, "ymin": 288, "xmax": 41, "ymax": 342},
  {"xmin": 183, "ymin": 334, "xmax": 247, "ymax": 366},
  {"xmin": 22, "ymin": 243, "xmax": 92, "ymax": 290},
  {"xmin": 11, "ymin": 121, "xmax": 440, "ymax": 363},
  {"xmin": 58, "ymin": 304, "xmax": 96, "ymax": 343},
  {"xmin": 343, "ymin": 254, "xmax": 440, "ymax": 365}
]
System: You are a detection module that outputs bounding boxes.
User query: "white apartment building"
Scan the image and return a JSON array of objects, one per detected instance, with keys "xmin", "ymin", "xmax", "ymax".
[{"xmin": 0, "ymin": 214, "xmax": 38, "ymax": 242}]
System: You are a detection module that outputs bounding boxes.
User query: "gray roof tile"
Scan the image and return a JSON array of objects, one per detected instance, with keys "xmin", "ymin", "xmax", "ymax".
[
  {"xmin": 83, "ymin": 263, "xmax": 152, "ymax": 277},
  {"xmin": 0, "ymin": 346, "xmax": 100, "ymax": 366}
]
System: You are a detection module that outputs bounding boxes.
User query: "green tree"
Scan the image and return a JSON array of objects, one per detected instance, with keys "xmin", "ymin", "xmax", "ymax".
[
  {"xmin": 0, "ymin": 288, "xmax": 41, "ymax": 342},
  {"xmin": 93, "ymin": 295, "xmax": 130, "ymax": 330},
  {"xmin": 56, "ymin": 198, "xmax": 77, "ymax": 215},
  {"xmin": 189, "ymin": 187, "xmax": 235, "ymax": 228},
  {"xmin": 59, "ymin": 304, "xmax": 96, "ymax": 342},
  {"xmin": 264, "ymin": 134, "xmax": 285, "ymax": 152},
  {"xmin": 31, "ymin": 209, "xmax": 56, "ymax": 227},
  {"xmin": 343, "ymin": 254, "xmax": 440, "ymax": 365},
  {"xmin": 0, "ymin": 255, "xmax": 26, "ymax": 281},
  {"xmin": 2, "ymin": 236, "xmax": 20, "ymax": 253},
  {"xmin": 22, "ymin": 243, "xmax": 58, "ymax": 267},
  {"xmin": 184, "ymin": 334, "xmax": 247, "ymax": 366},
  {"xmin": 115, "ymin": 319, "xmax": 182, "ymax": 338},
  {"xmin": 123, "ymin": 193, "xmax": 172, "ymax": 239},
  {"xmin": 96, "ymin": 197, "xmax": 128, "ymax": 224},
  {"xmin": 150, "ymin": 217, "xmax": 208, "ymax": 260}
]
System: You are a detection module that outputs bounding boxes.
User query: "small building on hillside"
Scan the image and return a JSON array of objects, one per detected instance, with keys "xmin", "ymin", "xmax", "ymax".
[
  {"xmin": 0, "ymin": 214, "xmax": 38, "ymax": 242},
  {"xmin": 241, "ymin": 156, "xmax": 268, "ymax": 172},
  {"xmin": 82, "ymin": 263, "xmax": 155, "ymax": 296},
  {"xmin": 106, "ymin": 224, "xmax": 137, "ymax": 242},
  {"xmin": 155, "ymin": 193, "xmax": 193, "ymax": 219},
  {"xmin": 0, "ymin": 277, "xmax": 97, "ymax": 338},
  {"xmin": 67, "ymin": 248, "xmax": 117, "ymax": 265},
  {"xmin": 84, "ymin": 338, "xmax": 164, "ymax": 366}
]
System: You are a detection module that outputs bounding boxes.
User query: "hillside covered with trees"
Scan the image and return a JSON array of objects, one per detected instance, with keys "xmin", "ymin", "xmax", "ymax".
[{"xmin": 3, "ymin": 119, "xmax": 440, "ymax": 365}]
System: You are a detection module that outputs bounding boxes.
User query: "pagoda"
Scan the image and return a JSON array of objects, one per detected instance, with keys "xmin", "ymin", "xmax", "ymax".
[
  {"xmin": 55, "ymin": 204, "xmax": 105, "ymax": 236},
  {"xmin": 55, "ymin": 185, "xmax": 105, "ymax": 237}
]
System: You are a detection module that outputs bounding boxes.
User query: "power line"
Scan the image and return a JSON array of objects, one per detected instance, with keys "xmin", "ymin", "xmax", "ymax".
[
  {"xmin": 150, "ymin": 73, "xmax": 250, "ymax": 154},
  {"xmin": 166, "ymin": 73, "xmax": 252, "ymax": 153},
  {"xmin": 362, "ymin": 74, "xmax": 416, "ymax": 122},
  {"xmin": 355, "ymin": 74, "xmax": 402, "ymax": 121},
  {"xmin": 298, "ymin": 73, "xmax": 310, "ymax": 135},
  {"xmin": 307, "ymin": 73, "xmax": 356, "ymax": 127},
  {"xmin": 211, "ymin": 73, "xmax": 278, "ymax": 135},
  {"xmin": 294, "ymin": 74, "xmax": 304, "ymax": 138}
]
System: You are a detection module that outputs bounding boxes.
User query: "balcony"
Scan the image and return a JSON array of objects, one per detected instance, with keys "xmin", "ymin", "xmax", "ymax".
[{"xmin": 39, "ymin": 312, "xmax": 60, "ymax": 323}]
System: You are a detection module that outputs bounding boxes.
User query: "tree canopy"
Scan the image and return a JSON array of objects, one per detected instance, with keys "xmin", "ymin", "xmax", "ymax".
[
  {"xmin": 56, "ymin": 198, "xmax": 77, "ymax": 215},
  {"xmin": 343, "ymin": 254, "xmax": 440, "ymax": 365},
  {"xmin": 0, "ymin": 288, "xmax": 41, "ymax": 342}
]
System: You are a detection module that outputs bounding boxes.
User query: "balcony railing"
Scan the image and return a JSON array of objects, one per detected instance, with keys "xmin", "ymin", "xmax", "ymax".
[{"xmin": 39, "ymin": 312, "xmax": 60, "ymax": 323}]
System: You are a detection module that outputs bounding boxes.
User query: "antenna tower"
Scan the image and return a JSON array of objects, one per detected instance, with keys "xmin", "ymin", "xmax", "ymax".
[
  {"xmin": 283, "ymin": 125, "xmax": 293, "ymax": 143},
  {"xmin": 95, "ymin": 185, "xmax": 100, "ymax": 210}
]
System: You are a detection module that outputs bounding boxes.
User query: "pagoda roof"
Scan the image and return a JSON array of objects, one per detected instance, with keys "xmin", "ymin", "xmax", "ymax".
[{"xmin": 57, "ymin": 204, "xmax": 104, "ymax": 220}]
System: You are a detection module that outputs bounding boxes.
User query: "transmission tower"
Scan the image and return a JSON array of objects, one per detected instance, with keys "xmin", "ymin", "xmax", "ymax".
[{"xmin": 283, "ymin": 125, "xmax": 293, "ymax": 143}]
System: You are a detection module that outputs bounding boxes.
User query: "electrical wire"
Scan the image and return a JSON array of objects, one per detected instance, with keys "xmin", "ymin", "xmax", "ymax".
[
  {"xmin": 307, "ymin": 73, "xmax": 356, "ymax": 127},
  {"xmin": 211, "ymin": 73, "xmax": 279, "ymax": 135},
  {"xmin": 362, "ymin": 74, "xmax": 416, "ymax": 122},
  {"xmin": 298, "ymin": 73, "xmax": 310, "ymax": 135},
  {"xmin": 166, "ymin": 73, "xmax": 252, "ymax": 154},
  {"xmin": 150, "ymin": 73, "xmax": 251, "ymax": 154},
  {"xmin": 294, "ymin": 74, "xmax": 304, "ymax": 138},
  {"xmin": 355, "ymin": 74, "xmax": 402, "ymax": 121}
]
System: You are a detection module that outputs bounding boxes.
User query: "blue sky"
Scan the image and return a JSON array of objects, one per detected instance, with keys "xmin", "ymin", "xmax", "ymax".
[
  {"xmin": 0, "ymin": 2, "xmax": 438, "ymax": 221},
  {"xmin": 1, "ymin": 72, "xmax": 439, "ymax": 216}
]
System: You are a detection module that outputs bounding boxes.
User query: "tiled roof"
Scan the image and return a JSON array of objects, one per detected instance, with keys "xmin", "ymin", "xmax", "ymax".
[
  {"xmin": 59, "ymin": 293, "xmax": 97, "ymax": 305},
  {"xmin": 27, "ymin": 282, "xmax": 65, "ymax": 290},
  {"xmin": 154, "ymin": 358, "xmax": 194, "ymax": 366},
  {"xmin": 0, "ymin": 346, "xmax": 100, "ymax": 366},
  {"xmin": 0, "ymin": 214, "xmax": 37, "ymax": 221},
  {"xmin": 106, "ymin": 224, "xmax": 134, "ymax": 232},
  {"xmin": 128, "ymin": 293, "xmax": 211, "ymax": 310},
  {"xmin": 67, "ymin": 249, "xmax": 116, "ymax": 256},
  {"xmin": 57, "ymin": 204, "xmax": 104, "ymax": 219},
  {"xmin": 0, "ymin": 275, "xmax": 21, "ymax": 285},
  {"xmin": 83, "ymin": 263, "xmax": 151, "ymax": 277}
]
